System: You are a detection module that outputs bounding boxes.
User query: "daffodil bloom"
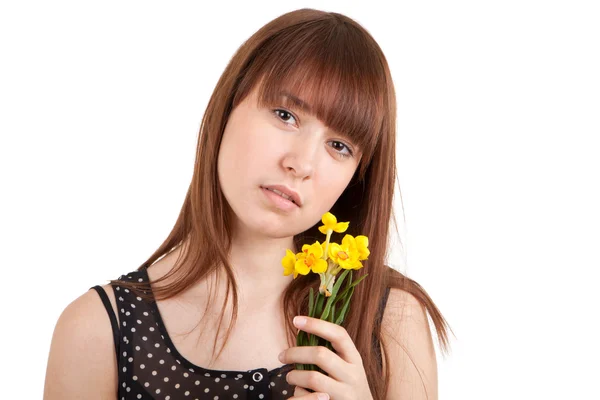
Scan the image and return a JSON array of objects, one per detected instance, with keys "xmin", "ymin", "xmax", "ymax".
[
  {"xmin": 318, "ymin": 212, "xmax": 349, "ymax": 263},
  {"xmin": 294, "ymin": 241, "xmax": 328, "ymax": 276},
  {"xmin": 288, "ymin": 243, "xmax": 317, "ymax": 278},
  {"xmin": 328, "ymin": 234, "xmax": 363, "ymax": 270},
  {"xmin": 281, "ymin": 249, "xmax": 299, "ymax": 279},
  {"xmin": 318, "ymin": 212, "xmax": 349, "ymax": 234}
]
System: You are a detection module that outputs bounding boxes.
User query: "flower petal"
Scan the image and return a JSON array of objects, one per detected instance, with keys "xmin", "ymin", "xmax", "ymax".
[
  {"xmin": 358, "ymin": 248, "xmax": 370, "ymax": 260},
  {"xmin": 295, "ymin": 259, "xmax": 311, "ymax": 275},
  {"xmin": 309, "ymin": 241, "xmax": 323, "ymax": 258},
  {"xmin": 282, "ymin": 263, "xmax": 294, "ymax": 276},
  {"xmin": 328, "ymin": 242, "xmax": 342, "ymax": 262},
  {"xmin": 282, "ymin": 249, "xmax": 296, "ymax": 276},
  {"xmin": 355, "ymin": 235, "xmax": 369, "ymax": 260},
  {"xmin": 321, "ymin": 241, "xmax": 327, "ymax": 253},
  {"xmin": 342, "ymin": 234, "xmax": 357, "ymax": 249},
  {"xmin": 337, "ymin": 250, "xmax": 361, "ymax": 269},
  {"xmin": 333, "ymin": 221, "xmax": 350, "ymax": 233},
  {"xmin": 312, "ymin": 259, "xmax": 328, "ymax": 273},
  {"xmin": 355, "ymin": 235, "xmax": 369, "ymax": 248},
  {"xmin": 322, "ymin": 212, "xmax": 337, "ymax": 226},
  {"xmin": 283, "ymin": 249, "xmax": 296, "ymax": 263}
]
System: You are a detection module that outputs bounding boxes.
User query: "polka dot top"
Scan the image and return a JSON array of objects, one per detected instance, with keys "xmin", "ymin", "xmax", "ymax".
[{"xmin": 91, "ymin": 266, "xmax": 391, "ymax": 400}]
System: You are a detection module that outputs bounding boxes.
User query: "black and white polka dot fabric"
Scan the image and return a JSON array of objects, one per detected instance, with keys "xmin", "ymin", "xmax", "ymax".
[
  {"xmin": 92, "ymin": 266, "xmax": 296, "ymax": 399},
  {"xmin": 91, "ymin": 266, "xmax": 390, "ymax": 399}
]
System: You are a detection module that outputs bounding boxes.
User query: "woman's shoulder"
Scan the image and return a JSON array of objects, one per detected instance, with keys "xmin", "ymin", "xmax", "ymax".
[
  {"xmin": 44, "ymin": 284, "xmax": 120, "ymax": 398},
  {"xmin": 379, "ymin": 273, "xmax": 439, "ymax": 399}
]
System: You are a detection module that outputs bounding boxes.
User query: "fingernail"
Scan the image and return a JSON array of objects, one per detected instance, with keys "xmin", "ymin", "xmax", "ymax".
[
  {"xmin": 294, "ymin": 316, "xmax": 306, "ymax": 327},
  {"xmin": 318, "ymin": 394, "xmax": 329, "ymax": 400},
  {"xmin": 278, "ymin": 351, "xmax": 285, "ymax": 362}
]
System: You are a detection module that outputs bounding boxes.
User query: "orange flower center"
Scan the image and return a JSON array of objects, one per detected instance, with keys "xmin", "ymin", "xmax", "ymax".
[
  {"xmin": 337, "ymin": 251, "xmax": 349, "ymax": 260},
  {"xmin": 305, "ymin": 255, "xmax": 315, "ymax": 267}
]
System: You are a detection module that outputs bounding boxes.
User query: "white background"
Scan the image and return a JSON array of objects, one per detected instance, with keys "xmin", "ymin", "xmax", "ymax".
[{"xmin": 1, "ymin": 1, "xmax": 598, "ymax": 398}]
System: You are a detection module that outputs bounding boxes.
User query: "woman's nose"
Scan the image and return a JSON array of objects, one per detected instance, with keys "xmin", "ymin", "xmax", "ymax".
[{"xmin": 281, "ymin": 141, "xmax": 318, "ymax": 180}]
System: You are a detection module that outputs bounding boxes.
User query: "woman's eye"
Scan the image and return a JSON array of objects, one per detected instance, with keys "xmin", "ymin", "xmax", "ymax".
[
  {"xmin": 273, "ymin": 109, "xmax": 297, "ymax": 126},
  {"xmin": 273, "ymin": 108, "xmax": 353, "ymax": 159},
  {"xmin": 329, "ymin": 141, "xmax": 353, "ymax": 159}
]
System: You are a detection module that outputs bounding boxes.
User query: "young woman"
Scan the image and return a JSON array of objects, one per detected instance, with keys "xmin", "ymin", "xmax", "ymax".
[{"xmin": 44, "ymin": 8, "xmax": 452, "ymax": 400}]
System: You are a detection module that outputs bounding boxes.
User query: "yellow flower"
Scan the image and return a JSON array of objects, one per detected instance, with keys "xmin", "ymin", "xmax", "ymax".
[
  {"xmin": 318, "ymin": 212, "xmax": 349, "ymax": 234},
  {"xmin": 328, "ymin": 235, "xmax": 362, "ymax": 270},
  {"xmin": 355, "ymin": 235, "xmax": 370, "ymax": 260},
  {"xmin": 295, "ymin": 241, "xmax": 328, "ymax": 276},
  {"xmin": 281, "ymin": 249, "xmax": 298, "ymax": 279}
]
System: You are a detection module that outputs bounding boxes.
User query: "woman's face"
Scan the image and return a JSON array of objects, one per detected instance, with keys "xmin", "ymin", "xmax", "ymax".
[{"xmin": 217, "ymin": 85, "xmax": 361, "ymax": 241}]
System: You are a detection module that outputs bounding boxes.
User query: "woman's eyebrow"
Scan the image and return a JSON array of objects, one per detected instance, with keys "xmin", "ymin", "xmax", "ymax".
[{"xmin": 279, "ymin": 91, "xmax": 313, "ymax": 115}]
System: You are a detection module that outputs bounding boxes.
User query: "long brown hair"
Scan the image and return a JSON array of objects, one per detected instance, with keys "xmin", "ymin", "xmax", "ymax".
[{"xmin": 111, "ymin": 8, "xmax": 453, "ymax": 399}]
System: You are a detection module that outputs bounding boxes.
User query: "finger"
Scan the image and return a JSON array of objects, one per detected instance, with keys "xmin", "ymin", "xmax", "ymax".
[
  {"xmin": 294, "ymin": 316, "xmax": 363, "ymax": 365},
  {"xmin": 289, "ymin": 392, "xmax": 330, "ymax": 400},
  {"xmin": 286, "ymin": 369, "xmax": 342, "ymax": 398},
  {"xmin": 293, "ymin": 386, "xmax": 312, "ymax": 396},
  {"xmin": 280, "ymin": 345, "xmax": 350, "ymax": 382},
  {"xmin": 291, "ymin": 385, "xmax": 331, "ymax": 400}
]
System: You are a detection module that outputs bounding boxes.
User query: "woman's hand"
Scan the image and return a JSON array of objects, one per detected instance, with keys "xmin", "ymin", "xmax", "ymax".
[{"xmin": 278, "ymin": 316, "xmax": 374, "ymax": 400}]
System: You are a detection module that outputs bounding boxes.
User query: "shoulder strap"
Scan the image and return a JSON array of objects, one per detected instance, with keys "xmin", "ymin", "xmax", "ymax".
[
  {"xmin": 91, "ymin": 285, "xmax": 120, "ymax": 365},
  {"xmin": 377, "ymin": 286, "xmax": 391, "ymax": 325}
]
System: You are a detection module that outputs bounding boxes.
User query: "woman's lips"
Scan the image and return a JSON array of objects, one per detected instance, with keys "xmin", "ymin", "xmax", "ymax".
[{"xmin": 261, "ymin": 187, "xmax": 299, "ymax": 211}]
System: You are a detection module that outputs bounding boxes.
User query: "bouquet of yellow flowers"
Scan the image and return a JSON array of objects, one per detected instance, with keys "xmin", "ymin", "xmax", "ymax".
[{"xmin": 281, "ymin": 212, "xmax": 370, "ymax": 372}]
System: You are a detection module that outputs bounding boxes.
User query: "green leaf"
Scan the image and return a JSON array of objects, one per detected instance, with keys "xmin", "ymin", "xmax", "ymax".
[
  {"xmin": 335, "ymin": 270, "xmax": 353, "ymax": 299},
  {"xmin": 335, "ymin": 284, "xmax": 355, "ymax": 325},
  {"xmin": 308, "ymin": 287, "xmax": 314, "ymax": 318},
  {"xmin": 309, "ymin": 293, "xmax": 326, "ymax": 347},
  {"xmin": 316, "ymin": 291, "xmax": 325, "ymax": 318},
  {"xmin": 311, "ymin": 328, "xmax": 320, "ymax": 346},
  {"xmin": 330, "ymin": 303, "xmax": 335, "ymax": 323},
  {"xmin": 336, "ymin": 272, "xmax": 368, "ymax": 299},
  {"xmin": 349, "ymin": 273, "xmax": 368, "ymax": 288}
]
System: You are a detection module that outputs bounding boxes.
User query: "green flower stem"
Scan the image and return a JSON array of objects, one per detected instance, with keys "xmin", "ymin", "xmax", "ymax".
[
  {"xmin": 324, "ymin": 270, "xmax": 335, "ymax": 288},
  {"xmin": 297, "ymin": 267, "xmax": 367, "ymax": 371}
]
